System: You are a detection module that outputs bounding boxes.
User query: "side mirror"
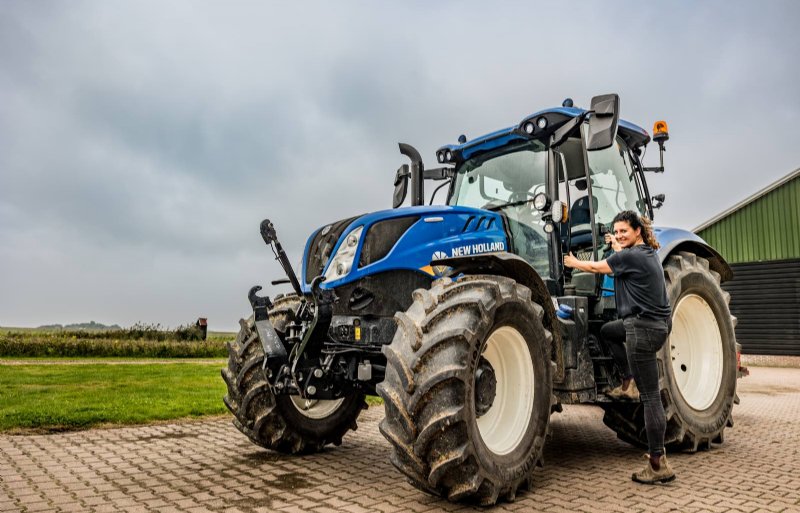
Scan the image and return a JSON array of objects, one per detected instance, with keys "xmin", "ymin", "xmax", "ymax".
[
  {"xmin": 652, "ymin": 193, "xmax": 665, "ymax": 209},
  {"xmin": 393, "ymin": 164, "xmax": 410, "ymax": 208},
  {"xmin": 586, "ymin": 94, "xmax": 620, "ymax": 151}
]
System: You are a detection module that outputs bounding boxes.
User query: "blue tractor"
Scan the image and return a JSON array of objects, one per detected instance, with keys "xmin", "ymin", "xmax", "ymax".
[{"xmin": 222, "ymin": 94, "xmax": 740, "ymax": 504}]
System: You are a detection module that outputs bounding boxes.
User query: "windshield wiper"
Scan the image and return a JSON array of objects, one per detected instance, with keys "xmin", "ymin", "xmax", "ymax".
[{"xmin": 486, "ymin": 198, "xmax": 536, "ymax": 212}]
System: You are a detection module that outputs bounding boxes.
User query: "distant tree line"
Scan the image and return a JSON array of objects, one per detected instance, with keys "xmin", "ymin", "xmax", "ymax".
[{"xmin": 37, "ymin": 321, "xmax": 122, "ymax": 331}]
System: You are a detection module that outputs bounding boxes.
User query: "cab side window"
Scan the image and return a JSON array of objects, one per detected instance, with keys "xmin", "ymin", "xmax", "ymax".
[{"xmin": 586, "ymin": 137, "xmax": 645, "ymax": 228}]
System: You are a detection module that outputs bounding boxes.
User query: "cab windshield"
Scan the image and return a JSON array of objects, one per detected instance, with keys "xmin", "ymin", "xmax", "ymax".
[{"xmin": 449, "ymin": 139, "xmax": 551, "ymax": 276}]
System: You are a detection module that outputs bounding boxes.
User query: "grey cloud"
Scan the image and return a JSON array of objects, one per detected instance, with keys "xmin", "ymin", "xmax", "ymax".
[{"xmin": 1, "ymin": 0, "xmax": 798, "ymax": 329}]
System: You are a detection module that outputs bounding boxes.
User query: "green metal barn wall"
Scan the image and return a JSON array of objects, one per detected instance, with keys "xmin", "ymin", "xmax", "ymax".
[
  {"xmin": 695, "ymin": 173, "xmax": 800, "ymax": 356},
  {"xmin": 722, "ymin": 259, "xmax": 800, "ymax": 356},
  {"xmin": 696, "ymin": 175, "xmax": 800, "ymax": 264}
]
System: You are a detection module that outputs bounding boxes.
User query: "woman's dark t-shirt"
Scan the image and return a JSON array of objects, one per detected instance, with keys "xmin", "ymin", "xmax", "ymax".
[{"xmin": 607, "ymin": 244, "xmax": 671, "ymax": 320}]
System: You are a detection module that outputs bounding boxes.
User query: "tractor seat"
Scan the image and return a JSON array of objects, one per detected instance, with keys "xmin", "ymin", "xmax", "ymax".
[{"xmin": 566, "ymin": 195, "xmax": 597, "ymax": 247}]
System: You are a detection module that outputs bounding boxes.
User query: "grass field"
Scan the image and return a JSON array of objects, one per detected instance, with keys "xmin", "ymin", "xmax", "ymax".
[
  {"xmin": 0, "ymin": 362, "xmax": 228, "ymax": 433},
  {"xmin": 0, "ymin": 325, "xmax": 384, "ymax": 433}
]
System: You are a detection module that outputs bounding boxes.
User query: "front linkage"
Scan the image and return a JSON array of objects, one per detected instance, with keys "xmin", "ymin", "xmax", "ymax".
[{"xmin": 248, "ymin": 219, "xmax": 378, "ymax": 400}]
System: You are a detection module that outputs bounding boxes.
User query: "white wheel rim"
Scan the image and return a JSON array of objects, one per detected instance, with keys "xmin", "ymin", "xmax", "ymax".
[
  {"xmin": 670, "ymin": 293, "xmax": 723, "ymax": 410},
  {"xmin": 476, "ymin": 326, "xmax": 535, "ymax": 456},
  {"xmin": 289, "ymin": 396, "xmax": 345, "ymax": 419}
]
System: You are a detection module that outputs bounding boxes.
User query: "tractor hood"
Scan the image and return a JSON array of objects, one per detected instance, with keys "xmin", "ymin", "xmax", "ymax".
[{"xmin": 301, "ymin": 205, "xmax": 508, "ymax": 292}]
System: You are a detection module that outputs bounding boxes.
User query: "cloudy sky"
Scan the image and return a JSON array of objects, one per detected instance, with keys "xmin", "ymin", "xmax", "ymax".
[{"xmin": 1, "ymin": 1, "xmax": 798, "ymax": 330}]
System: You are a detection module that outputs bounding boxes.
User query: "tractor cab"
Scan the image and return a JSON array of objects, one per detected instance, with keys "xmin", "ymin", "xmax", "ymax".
[{"xmin": 439, "ymin": 95, "xmax": 659, "ymax": 298}]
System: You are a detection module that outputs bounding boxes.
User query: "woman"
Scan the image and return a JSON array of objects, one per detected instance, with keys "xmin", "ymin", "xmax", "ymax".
[{"xmin": 564, "ymin": 210, "xmax": 675, "ymax": 484}]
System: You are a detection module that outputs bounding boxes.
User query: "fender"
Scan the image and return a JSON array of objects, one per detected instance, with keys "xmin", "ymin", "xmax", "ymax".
[
  {"xmin": 655, "ymin": 227, "xmax": 733, "ymax": 282},
  {"xmin": 435, "ymin": 251, "xmax": 563, "ymax": 379}
]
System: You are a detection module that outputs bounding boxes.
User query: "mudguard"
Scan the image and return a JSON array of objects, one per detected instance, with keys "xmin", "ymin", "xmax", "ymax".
[
  {"xmin": 435, "ymin": 251, "xmax": 564, "ymax": 381},
  {"xmin": 655, "ymin": 227, "xmax": 733, "ymax": 282}
]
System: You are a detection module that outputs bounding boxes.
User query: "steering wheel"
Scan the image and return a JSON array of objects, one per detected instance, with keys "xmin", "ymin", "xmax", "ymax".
[
  {"xmin": 482, "ymin": 184, "xmax": 546, "ymax": 214},
  {"xmin": 511, "ymin": 189, "xmax": 545, "ymax": 219},
  {"xmin": 481, "ymin": 199, "xmax": 508, "ymax": 211}
]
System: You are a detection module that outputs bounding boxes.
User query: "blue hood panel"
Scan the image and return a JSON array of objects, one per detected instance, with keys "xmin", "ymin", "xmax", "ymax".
[{"xmin": 301, "ymin": 205, "xmax": 508, "ymax": 293}]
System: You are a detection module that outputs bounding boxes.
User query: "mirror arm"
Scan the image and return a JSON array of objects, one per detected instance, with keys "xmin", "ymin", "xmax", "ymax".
[
  {"xmin": 550, "ymin": 112, "xmax": 590, "ymax": 148},
  {"xmin": 643, "ymin": 139, "xmax": 667, "ymax": 172},
  {"xmin": 423, "ymin": 167, "xmax": 454, "ymax": 181}
]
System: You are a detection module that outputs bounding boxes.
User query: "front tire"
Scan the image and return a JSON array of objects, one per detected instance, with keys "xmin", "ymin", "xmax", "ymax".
[
  {"xmin": 222, "ymin": 294, "xmax": 366, "ymax": 454},
  {"xmin": 378, "ymin": 275, "xmax": 553, "ymax": 505},
  {"xmin": 603, "ymin": 252, "xmax": 738, "ymax": 451}
]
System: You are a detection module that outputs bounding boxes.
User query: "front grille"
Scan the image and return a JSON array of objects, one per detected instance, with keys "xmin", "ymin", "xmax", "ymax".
[
  {"xmin": 358, "ymin": 216, "xmax": 419, "ymax": 268},
  {"xmin": 331, "ymin": 270, "xmax": 433, "ymax": 317},
  {"xmin": 304, "ymin": 215, "xmax": 362, "ymax": 283}
]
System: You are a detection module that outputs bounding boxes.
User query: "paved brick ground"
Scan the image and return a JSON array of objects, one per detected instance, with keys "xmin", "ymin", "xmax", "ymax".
[{"xmin": 1, "ymin": 367, "xmax": 798, "ymax": 513}]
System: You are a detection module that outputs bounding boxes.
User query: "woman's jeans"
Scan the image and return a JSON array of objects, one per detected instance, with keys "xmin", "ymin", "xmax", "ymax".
[
  {"xmin": 602, "ymin": 317, "xmax": 671, "ymax": 456},
  {"xmin": 600, "ymin": 319, "xmax": 629, "ymax": 377},
  {"xmin": 624, "ymin": 316, "xmax": 670, "ymax": 455}
]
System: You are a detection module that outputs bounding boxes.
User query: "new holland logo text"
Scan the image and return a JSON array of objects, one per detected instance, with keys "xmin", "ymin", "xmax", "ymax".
[{"xmin": 450, "ymin": 241, "xmax": 505, "ymax": 257}]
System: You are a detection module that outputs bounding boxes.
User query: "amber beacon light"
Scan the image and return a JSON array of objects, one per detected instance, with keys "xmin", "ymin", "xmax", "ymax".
[
  {"xmin": 653, "ymin": 120, "xmax": 669, "ymax": 142},
  {"xmin": 643, "ymin": 120, "xmax": 669, "ymax": 174}
]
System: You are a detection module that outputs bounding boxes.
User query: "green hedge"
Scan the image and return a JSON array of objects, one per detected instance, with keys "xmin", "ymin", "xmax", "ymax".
[
  {"xmin": 3, "ymin": 323, "xmax": 216, "ymax": 341},
  {"xmin": 0, "ymin": 331, "xmax": 229, "ymax": 358}
]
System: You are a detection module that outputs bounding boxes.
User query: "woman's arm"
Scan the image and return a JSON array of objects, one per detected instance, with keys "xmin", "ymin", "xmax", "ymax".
[{"xmin": 563, "ymin": 252, "xmax": 613, "ymax": 274}]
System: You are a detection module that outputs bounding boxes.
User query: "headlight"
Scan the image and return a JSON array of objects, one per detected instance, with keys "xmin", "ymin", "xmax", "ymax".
[
  {"xmin": 323, "ymin": 226, "xmax": 363, "ymax": 281},
  {"xmin": 533, "ymin": 192, "xmax": 549, "ymax": 211}
]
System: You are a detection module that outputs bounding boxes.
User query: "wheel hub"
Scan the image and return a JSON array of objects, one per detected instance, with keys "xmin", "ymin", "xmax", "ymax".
[
  {"xmin": 475, "ymin": 326, "xmax": 535, "ymax": 456},
  {"xmin": 670, "ymin": 293, "xmax": 723, "ymax": 410},
  {"xmin": 474, "ymin": 357, "xmax": 497, "ymax": 417},
  {"xmin": 289, "ymin": 396, "xmax": 345, "ymax": 419}
]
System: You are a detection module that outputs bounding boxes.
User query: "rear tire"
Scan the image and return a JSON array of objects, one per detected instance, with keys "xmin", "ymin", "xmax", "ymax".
[
  {"xmin": 222, "ymin": 294, "xmax": 366, "ymax": 454},
  {"xmin": 378, "ymin": 275, "xmax": 553, "ymax": 505},
  {"xmin": 603, "ymin": 252, "xmax": 738, "ymax": 451}
]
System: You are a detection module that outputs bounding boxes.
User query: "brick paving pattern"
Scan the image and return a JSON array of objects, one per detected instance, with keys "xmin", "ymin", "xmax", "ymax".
[{"xmin": 1, "ymin": 367, "xmax": 798, "ymax": 513}]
